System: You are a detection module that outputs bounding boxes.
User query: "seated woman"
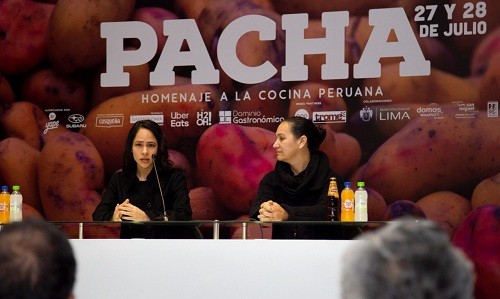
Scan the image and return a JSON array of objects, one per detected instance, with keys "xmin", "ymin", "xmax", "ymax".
[
  {"xmin": 249, "ymin": 116, "xmax": 346, "ymax": 239},
  {"xmin": 92, "ymin": 120, "xmax": 194, "ymax": 238}
]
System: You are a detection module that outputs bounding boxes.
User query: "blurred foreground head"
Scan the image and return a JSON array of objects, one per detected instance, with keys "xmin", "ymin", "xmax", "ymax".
[
  {"xmin": 342, "ymin": 218, "xmax": 475, "ymax": 299},
  {"xmin": 0, "ymin": 218, "xmax": 76, "ymax": 299}
]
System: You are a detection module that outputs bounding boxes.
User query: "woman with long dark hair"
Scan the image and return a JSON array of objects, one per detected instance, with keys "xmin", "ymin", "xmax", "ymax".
[{"xmin": 93, "ymin": 120, "xmax": 192, "ymax": 238}]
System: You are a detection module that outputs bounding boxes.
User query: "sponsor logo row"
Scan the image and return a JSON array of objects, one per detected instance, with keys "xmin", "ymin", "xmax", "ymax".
[
  {"xmin": 95, "ymin": 110, "xmax": 213, "ymax": 128},
  {"xmin": 95, "ymin": 110, "xmax": 284, "ymax": 128},
  {"xmin": 43, "ymin": 110, "xmax": 87, "ymax": 134},
  {"xmin": 356, "ymin": 101, "xmax": 498, "ymax": 122},
  {"xmin": 296, "ymin": 101, "xmax": 498, "ymax": 123},
  {"xmin": 42, "ymin": 101, "xmax": 498, "ymax": 134}
]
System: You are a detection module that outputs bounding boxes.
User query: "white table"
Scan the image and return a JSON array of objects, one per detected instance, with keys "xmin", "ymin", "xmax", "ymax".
[{"xmin": 70, "ymin": 239, "xmax": 360, "ymax": 299}]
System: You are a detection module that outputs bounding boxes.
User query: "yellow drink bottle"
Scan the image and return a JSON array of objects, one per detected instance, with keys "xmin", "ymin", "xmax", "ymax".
[
  {"xmin": 0, "ymin": 185, "xmax": 10, "ymax": 224},
  {"xmin": 341, "ymin": 182, "xmax": 354, "ymax": 221}
]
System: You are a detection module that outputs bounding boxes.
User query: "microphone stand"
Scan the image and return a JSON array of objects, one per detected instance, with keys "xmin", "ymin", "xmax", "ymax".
[{"xmin": 152, "ymin": 154, "xmax": 168, "ymax": 221}]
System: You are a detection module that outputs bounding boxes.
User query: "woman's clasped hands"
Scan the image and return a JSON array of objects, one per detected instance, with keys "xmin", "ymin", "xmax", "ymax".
[
  {"xmin": 258, "ymin": 200, "xmax": 288, "ymax": 221},
  {"xmin": 113, "ymin": 199, "xmax": 149, "ymax": 222}
]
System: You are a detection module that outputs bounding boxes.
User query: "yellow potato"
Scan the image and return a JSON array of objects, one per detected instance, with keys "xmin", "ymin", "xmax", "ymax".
[
  {"xmin": 416, "ymin": 191, "xmax": 472, "ymax": 237},
  {"xmin": 47, "ymin": 0, "xmax": 136, "ymax": 73},
  {"xmin": 168, "ymin": 149, "xmax": 193, "ymax": 189},
  {"xmin": 470, "ymin": 27, "xmax": 500, "ymax": 76},
  {"xmin": 320, "ymin": 126, "xmax": 361, "ymax": 178},
  {"xmin": 0, "ymin": 137, "xmax": 43, "ymax": 214},
  {"xmin": 195, "ymin": 124, "xmax": 276, "ymax": 213},
  {"xmin": 0, "ymin": 75, "xmax": 15, "ymax": 104},
  {"xmin": 479, "ymin": 53, "xmax": 500, "ymax": 104},
  {"xmin": 361, "ymin": 112, "xmax": 500, "ymax": 204},
  {"xmin": 38, "ymin": 132, "xmax": 104, "ymax": 223},
  {"xmin": 22, "ymin": 68, "xmax": 87, "ymax": 116},
  {"xmin": 0, "ymin": 101, "xmax": 68, "ymax": 150},
  {"xmin": 175, "ymin": 0, "xmax": 210, "ymax": 19},
  {"xmin": 366, "ymin": 187, "xmax": 387, "ymax": 221},
  {"xmin": 0, "ymin": 0, "xmax": 54, "ymax": 75},
  {"xmin": 471, "ymin": 173, "xmax": 500, "ymax": 209},
  {"xmin": 189, "ymin": 187, "xmax": 233, "ymax": 220}
]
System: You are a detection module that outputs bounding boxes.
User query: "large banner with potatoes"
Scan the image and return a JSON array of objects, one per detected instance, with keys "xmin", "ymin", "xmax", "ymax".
[{"xmin": 0, "ymin": 0, "xmax": 499, "ymax": 294}]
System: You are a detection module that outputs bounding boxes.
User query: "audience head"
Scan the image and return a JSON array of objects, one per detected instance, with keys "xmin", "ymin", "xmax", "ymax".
[
  {"xmin": 341, "ymin": 218, "xmax": 475, "ymax": 299},
  {"xmin": 0, "ymin": 218, "xmax": 77, "ymax": 299},
  {"xmin": 123, "ymin": 119, "xmax": 173, "ymax": 172},
  {"xmin": 279, "ymin": 116, "xmax": 326, "ymax": 152}
]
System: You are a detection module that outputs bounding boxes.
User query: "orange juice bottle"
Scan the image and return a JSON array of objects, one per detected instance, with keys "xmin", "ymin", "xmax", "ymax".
[
  {"xmin": 340, "ymin": 182, "xmax": 354, "ymax": 222},
  {"xmin": 0, "ymin": 185, "xmax": 10, "ymax": 223}
]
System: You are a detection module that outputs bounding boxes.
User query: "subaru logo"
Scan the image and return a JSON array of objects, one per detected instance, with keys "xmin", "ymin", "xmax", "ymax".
[{"xmin": 68, "ymin": 114, "xmax": 84, "ymax": 124}]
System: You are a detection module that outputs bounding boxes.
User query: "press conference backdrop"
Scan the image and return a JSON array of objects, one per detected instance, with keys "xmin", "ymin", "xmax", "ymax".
[
  {"xmin": 1, "ymin": 0, "xmax": 498, "ymax": 232},
  {"xmin": 0, "ymin": 1, "xmax": 499, "ymax": 297}
]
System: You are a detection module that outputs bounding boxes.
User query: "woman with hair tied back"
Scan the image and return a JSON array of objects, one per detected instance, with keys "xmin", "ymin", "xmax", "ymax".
[
  {"xmin": 249, "ymin": 116, "xmax": 345, "ymax": 239},
  {"xmin": 93, "ymin": 120, "xmax": 193, "ymax": 239}
]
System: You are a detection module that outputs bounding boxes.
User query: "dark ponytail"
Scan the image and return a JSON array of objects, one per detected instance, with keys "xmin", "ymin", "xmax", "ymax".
[{"xmin": 285, "ymin": 116, "xmax": 325, "ymax": 152}]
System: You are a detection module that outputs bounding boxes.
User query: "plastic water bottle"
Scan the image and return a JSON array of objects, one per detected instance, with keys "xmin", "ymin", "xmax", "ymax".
[
  {"xmin": 340, "ymin": 182, "xmax": 354, "ymax": 222},
  {"xmin": 354, "ymin": 181, "xmax": 368, "ymax": 222},
  {"xmin": 10, "ymin": 185, "xmax": 23, "ymax": 222},
  {"xmin": 0, "ymin": 186, "xmax": 10, "ymax": 223}
]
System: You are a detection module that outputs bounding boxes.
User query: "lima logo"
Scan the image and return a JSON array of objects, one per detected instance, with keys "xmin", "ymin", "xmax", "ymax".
[
  {"xmin": 360, "ymin": 107, "xmax": 374, "ymax": 122},
  {"xmin": 219, "ymin": 111, "xmax": 232, "ymax": 124}
]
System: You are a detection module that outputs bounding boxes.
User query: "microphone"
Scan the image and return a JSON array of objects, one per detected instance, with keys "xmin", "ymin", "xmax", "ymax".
[{"xmin": 152, "ymin": 154, "xmax": 168, "ymax": 221}]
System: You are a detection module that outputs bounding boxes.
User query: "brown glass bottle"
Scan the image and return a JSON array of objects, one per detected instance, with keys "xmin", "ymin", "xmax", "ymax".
[{"xmin": 326, "ymin": 177, "xmax": 340, "ymax": 221}]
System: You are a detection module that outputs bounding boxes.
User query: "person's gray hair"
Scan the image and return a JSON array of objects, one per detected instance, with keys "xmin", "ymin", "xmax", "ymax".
[
  {"xmin": 0, "ymin": 218, "xmax": 76, "ymax": 299},
  {"xmin": 341, "ymin": 218, "xmax": 475, "ymax": 299}
]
